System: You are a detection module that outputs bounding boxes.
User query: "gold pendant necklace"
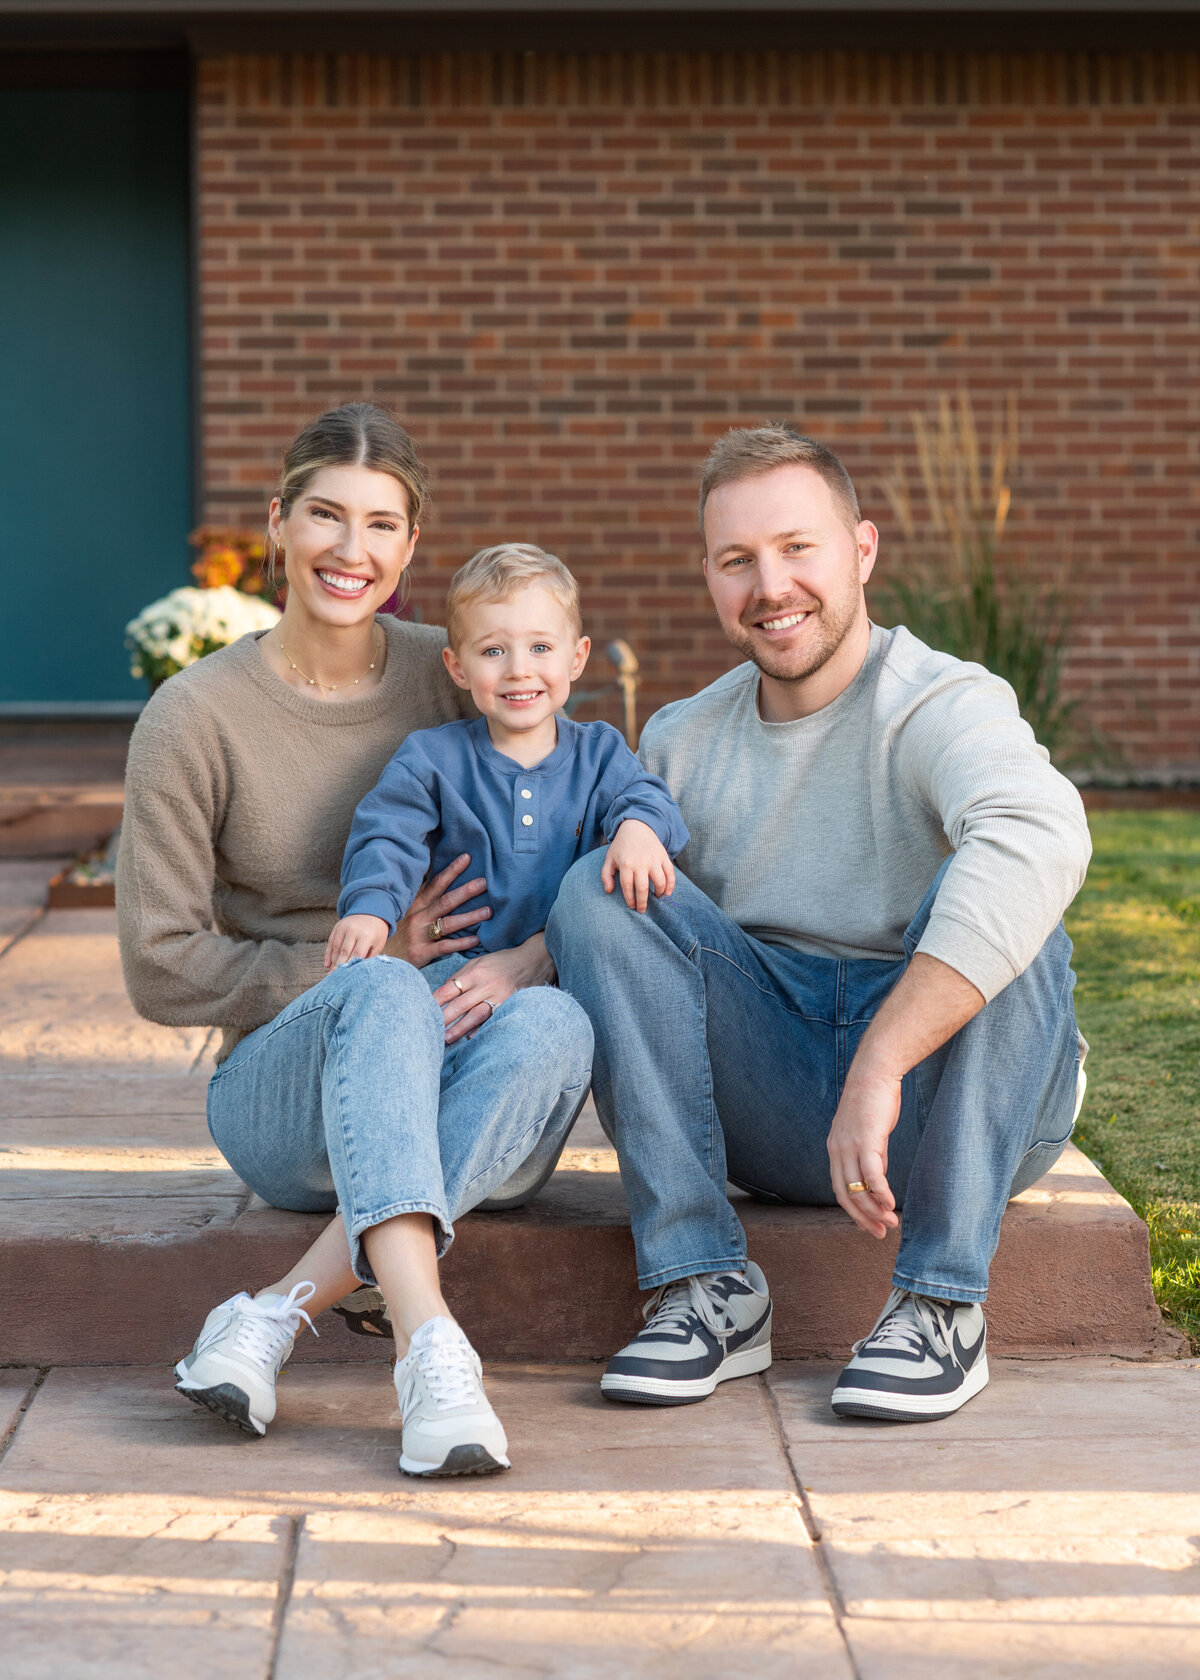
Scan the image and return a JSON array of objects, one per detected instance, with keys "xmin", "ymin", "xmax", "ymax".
[{"xmin": 275, "ymin": 626, "xmax": 381, "ymax": 691}]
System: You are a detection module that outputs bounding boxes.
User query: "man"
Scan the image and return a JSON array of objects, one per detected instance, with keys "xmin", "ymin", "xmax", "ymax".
[{"xmin": 546, "ymin": 423, "xmax": 1090, "ymax": 1422}]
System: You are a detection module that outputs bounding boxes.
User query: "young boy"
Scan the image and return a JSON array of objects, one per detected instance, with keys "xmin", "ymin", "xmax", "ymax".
[{"xmin": 175, "ymin": 543, "xmax": 686, "ymax": 1476}]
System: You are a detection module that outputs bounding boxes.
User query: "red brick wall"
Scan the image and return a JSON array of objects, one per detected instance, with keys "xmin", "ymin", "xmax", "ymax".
[{"xmin": 198, "ymin": 50, "xmax": 1200, "ymax": 769}]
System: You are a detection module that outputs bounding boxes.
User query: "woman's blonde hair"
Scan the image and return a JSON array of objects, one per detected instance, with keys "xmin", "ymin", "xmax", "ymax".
[
  {"xmin": 269, "ymin": 402, "xmax": 429, "ymax": 580},
  {"xmin": 445, "ymin": 543, "xmax": 581, "ymax": 648}
]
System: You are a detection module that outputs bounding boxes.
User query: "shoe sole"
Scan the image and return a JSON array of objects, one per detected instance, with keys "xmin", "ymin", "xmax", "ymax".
[
  {"xmin": 830, "ymin": 1354, "xmax": 990, "ymax": 1422},
  {"xmin": 600, "ymin": 1336, "xmax": 772, "ymax": 1406},
  {"xmin": 174, "ymin": 1374, "xmax": 265, "ymax": 1437},
  {"xmin": 399, "ymin": 1443, "xmax": 511, "ymax": 1477},
  {"xmin": 331, "ymin": 1302, "xmax": 393, "ymax": 1339}
]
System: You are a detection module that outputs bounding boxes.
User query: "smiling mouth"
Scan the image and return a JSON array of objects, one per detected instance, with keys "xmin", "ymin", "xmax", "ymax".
[
  {"xmin": 757, "ymin": 610, "xmax": 811, "ymax": 632},
  {"xmin": 316, "ymin": 570, "xmax": 370, "ymax": 596},
  {"xmin": 499, "ymin": 691, "xmax": 544, "ymax": 704}
]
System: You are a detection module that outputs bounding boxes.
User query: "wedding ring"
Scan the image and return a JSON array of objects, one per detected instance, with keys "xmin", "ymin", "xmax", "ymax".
[
  {"xmin": 451, "ymin": 975, "xmax": 465, "ymax": 993},
  {"xmin": 847, "ymin": 1180, "xmax": 869, "ymax": 1194},
  {"xmin": 429, "ymin": 917, "xmax": 444, "ymax": 941},
  {"xmin": 481, "ymin": 999, "xmax": 495, "ymax": 1017}
]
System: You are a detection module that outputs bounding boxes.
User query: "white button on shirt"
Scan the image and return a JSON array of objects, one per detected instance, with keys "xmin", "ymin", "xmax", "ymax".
[
  {"xmin": 520, "ymin": 789, "xmax": 532, "ymax": 799},
  {"xmin": 521, "ymin": 814, "xmax": 534, "ymax": 827}
]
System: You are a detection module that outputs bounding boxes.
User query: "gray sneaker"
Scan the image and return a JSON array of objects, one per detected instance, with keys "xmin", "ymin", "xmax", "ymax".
[
  {"xmin": 174, "ymin": 1281, "xmax": 316, "ymax": 1436},
  {"xmin": 394, "ymin": 1316, "xmax": 510, "ymax": 1477},
  {"xmin": 601, "ymin": 1262, "xmax": 772, "ymax": 1405}
]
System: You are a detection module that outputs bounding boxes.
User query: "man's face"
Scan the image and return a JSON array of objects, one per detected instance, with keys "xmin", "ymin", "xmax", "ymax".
[{"xmin": 702, "ymin": 464, "xmax": 877, "ymax": 686}]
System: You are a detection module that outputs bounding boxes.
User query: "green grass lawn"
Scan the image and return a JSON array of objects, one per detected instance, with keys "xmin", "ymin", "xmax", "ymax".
[{"xmin": 1065, "ymin": 809, "xmax": 1200, "ymax": 1349}]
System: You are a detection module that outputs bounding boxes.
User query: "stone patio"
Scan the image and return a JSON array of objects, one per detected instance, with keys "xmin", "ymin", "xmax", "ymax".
[{"xmin": 2, "ymin": 854, "xmax": 1198, "ymax": 1674}]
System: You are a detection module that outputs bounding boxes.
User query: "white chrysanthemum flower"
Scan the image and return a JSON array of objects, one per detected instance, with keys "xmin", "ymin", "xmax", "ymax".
[{"xmin": 126, "ymin": 584, "xmax": 281, "ymax": 679}]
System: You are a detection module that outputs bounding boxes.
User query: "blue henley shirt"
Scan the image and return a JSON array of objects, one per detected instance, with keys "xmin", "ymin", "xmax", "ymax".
[{"xmin": 338, "ymin": 714, "xmax": 689, "ymax": 953}]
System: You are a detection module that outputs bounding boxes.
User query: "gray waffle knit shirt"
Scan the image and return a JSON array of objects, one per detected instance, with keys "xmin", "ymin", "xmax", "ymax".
[{"xmin": 637, "ymin": 623, "xmax": 1091, "ymax": 1003}]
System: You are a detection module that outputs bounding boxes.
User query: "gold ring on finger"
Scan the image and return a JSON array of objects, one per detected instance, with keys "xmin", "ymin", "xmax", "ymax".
[
  {"xmin": 847, "ymin": 1180, "xmax": 869, "ymax": 1194},
  {"xmin": 429, "ymin": 917, "xmax": 444, "ymax": 941},
  {"xmin": 451, "ymin": 975, "xmax": 465, "ymax": 993}
]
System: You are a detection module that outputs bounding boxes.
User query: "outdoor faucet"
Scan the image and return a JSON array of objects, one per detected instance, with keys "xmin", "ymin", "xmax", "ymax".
[{"xmin": 605, "ymin": 639, "xmax": 640, "ymax": 746}]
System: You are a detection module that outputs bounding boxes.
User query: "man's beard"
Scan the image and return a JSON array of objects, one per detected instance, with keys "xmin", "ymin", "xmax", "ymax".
[{"xmin": 723, "ymin": 590, "xmax": 862, "ymax": 684}]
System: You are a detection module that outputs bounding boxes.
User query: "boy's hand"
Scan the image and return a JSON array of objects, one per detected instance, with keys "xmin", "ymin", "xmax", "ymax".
[
  {"xmin": 325, "ymin": 913, "xmax": 390, "ymax": 969},
  {"xmin": 601, "ymin": 818, "xmax": 676, "ymax": 913}
]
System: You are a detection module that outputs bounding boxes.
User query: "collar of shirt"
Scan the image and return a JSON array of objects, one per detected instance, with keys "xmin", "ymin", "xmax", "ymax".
[{"xmin": 467, "ymin": 713, "xmax": 577, "ymax": 778}]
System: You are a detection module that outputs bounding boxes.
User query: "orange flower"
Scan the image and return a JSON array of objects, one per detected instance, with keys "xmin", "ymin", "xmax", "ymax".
[{"xmin": 192, "ymin": 546, "xmax": 244, "ymax": 589}]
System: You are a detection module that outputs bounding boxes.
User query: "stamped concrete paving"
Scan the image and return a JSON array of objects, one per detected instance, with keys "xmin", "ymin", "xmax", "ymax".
[{"xmin": 3, "ymin": 1358, "xmax": 1199, "ymax": 1676}]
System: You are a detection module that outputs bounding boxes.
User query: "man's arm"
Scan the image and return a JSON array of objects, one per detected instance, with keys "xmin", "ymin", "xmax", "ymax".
[{"xmin": 827, "ymin": 953, "xmax": 984, "ymax": 1238}]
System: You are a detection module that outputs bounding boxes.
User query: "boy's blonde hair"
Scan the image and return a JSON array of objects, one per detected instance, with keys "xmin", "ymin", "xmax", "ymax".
[{"xmin": 445, "ymin": 543, "xmax": 582, "ymax": 647}]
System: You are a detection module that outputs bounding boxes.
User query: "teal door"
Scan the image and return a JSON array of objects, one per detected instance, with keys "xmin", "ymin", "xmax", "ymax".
[{"xmin": 0, "ymin": 86, "xmax": 190, "ymax": 704}]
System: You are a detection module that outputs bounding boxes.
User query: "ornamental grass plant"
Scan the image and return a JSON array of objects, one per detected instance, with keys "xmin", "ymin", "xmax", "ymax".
[{"xmin": 874, "ymin": 393, "xmax": 1090, "ymax": 767}]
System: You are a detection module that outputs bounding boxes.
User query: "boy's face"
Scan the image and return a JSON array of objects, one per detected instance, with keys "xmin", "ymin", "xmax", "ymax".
[{"xmin": 443, "ymin": 584, "xmax": 590, "ymax": 742}]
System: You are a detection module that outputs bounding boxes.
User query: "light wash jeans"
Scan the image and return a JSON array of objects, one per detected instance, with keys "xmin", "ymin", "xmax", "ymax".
[
  {"xmin": 206, "ymin": 952, "xmax": 594, "ymax": 1286},
  {"xmin": 546, "ymin": 853, "xmax": 1083, "ymax": 1304}
]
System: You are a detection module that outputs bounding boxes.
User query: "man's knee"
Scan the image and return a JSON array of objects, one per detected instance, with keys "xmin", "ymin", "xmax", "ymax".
[{"xmin": 548, "ymin": 849, "xmax": 625, "ymax": 952}]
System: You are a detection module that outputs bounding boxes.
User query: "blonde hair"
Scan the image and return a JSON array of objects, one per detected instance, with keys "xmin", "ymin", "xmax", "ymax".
[
  {"xmin": 698, "ymin": 423, "xmax": 861, "ymax": 537},
  {"xmin": 269, "ymin": 402, "xmax": 429, "ymax": 581},
  {"xmin": 445, "ymin": 543, "xmax": 582, "ymax": 648}
]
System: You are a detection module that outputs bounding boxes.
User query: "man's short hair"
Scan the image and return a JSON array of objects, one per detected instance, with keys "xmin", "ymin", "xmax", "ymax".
[
  {"xmin": 698, "ymin": 423, "xmax": 862, "ymax": 539},
  {"xmin": 445, "ymin": 542, "xmax": 582, "ymax": 648}
]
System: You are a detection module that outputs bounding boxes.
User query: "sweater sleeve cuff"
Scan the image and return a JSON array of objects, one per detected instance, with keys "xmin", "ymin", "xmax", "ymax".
[
  {"xmin": 336, "ymin": 888, "xmax": 401, "ymax": 934},
  {"xmin": 915, "ymin": 914, "xmax": 1018, "ymax": 1005}
]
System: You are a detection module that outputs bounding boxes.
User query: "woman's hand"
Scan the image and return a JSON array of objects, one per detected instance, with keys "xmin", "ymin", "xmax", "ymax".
[
  {"xmin": 386, "ymin": 854, "xmax": 491, "ymax": 968},
  {"xmin": 432, "ymin": 933, "xmax": 555, "ymax": 1045}
]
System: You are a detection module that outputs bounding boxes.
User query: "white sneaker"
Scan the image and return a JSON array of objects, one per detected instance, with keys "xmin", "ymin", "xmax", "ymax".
[
  {"xmin": 394, "ymin": 1316, "xmax": 510, "ymax": 1477},
  {"xmin": 174, "ymin": 1281, "xmax": 316, "ymax": 1436}
]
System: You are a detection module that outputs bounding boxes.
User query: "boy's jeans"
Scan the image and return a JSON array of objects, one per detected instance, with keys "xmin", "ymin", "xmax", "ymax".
[
  {"xmin": 207, "ymin": 953, "xmax": 593, "ymax": 1287},
  {"xmin": 546, "ymin": 852, "xmax": 1084, "ymax": 1304}
]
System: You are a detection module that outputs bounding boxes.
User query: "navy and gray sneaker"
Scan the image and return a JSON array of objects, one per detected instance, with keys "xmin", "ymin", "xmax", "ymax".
[
  {"xmin": 831, "ymin": 1287, "xmax": 989, "ymax": 1422},
  {"xmin": 600, "ymin": 1262, "xmax": 772, "ymax": 1405}
]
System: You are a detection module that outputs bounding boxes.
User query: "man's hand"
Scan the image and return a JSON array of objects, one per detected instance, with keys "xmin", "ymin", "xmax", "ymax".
[
  {"xmin": 827, "ymin": 1066, "xmax": 902, "ymax": 1238},
  {"xmin": 828, "ymin": 952, "xmax": 986, "ymax": 1238},
  {"xmin": 325, "ymin": 913, "xmax": 390, "ymax": 969},
  {"xmin": 601, "ymin": 818, "xmax": 675, "ymax": 913},
  {"xmin": 431, "ymin": 933, "xmax": 556, "ymax": 1045}
]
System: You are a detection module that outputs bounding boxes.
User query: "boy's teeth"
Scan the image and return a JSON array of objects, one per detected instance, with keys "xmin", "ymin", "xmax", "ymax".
[{"xmin": 762, "ymin": 611, "xmax": 809, "ymax": 630}]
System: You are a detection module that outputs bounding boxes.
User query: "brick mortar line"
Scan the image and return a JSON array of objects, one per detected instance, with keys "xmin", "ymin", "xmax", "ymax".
[
  {"xmin": 266, "ymin": 1512, "xmax": 306, "ymax": 1680},
  {"xmin": 759, "ymin": 1372, "xmax": 862, "ymax": 1680},
  {"xmin": 0, "ymin": 1367, "xmax": 50, "ymax": 1469}
]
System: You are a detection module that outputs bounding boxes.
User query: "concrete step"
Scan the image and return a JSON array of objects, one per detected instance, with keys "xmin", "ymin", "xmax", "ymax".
[
  {"xmin": 0, "ymin": 1111, "xmax": 1175, "ymax": 1367},
  {"xmin": 0, "ymin": 897, "xmax": 1179, "ymax": 1369}
]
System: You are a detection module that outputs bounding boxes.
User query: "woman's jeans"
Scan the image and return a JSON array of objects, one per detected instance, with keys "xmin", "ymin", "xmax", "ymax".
[
  {"xmin": 206, "ymin": 952, "xmax": 594, "ymax": 1286},
  {"xmin": 546, "ymin": 852, "xmax": 1084, "ymax": 1305}
]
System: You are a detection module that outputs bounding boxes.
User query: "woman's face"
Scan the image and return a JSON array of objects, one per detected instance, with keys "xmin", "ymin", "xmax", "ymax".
[{"xmin": 268, "ymin": 463, "xmax": 418, "ymax": 630}]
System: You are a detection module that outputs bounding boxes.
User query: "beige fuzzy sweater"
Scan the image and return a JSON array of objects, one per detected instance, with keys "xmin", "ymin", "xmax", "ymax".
[{"xmin": 116, "ymin": 618, "xmax": 473, "ymax": 1061}]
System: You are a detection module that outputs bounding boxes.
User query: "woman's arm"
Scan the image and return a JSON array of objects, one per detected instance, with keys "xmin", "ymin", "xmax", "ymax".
[{"xmin": 116, "ymin": 689, "xmax": 328, "ymax": 1030}]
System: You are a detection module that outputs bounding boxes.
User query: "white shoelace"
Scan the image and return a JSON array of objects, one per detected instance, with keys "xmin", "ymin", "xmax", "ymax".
[
  {"xmin": 403, "ymin": 1323, "xmax": 480, "ymax": 1412},
  {"xmin": 230, "ymin": 1280, "xmax": 318, "ymax": 1367},
  {"xmin": 852, "ymin": 1286, "xmax": 955, "ymax": 1365},
  {"xmin": 642, "ymin": 1272, "xmax": 741, "ymax": 1342}
]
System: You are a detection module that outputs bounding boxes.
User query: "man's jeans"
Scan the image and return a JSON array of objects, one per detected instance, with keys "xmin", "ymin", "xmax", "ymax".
[
  {"xmin": 207, "ymin": 953, "xmax": 594, "ymax": 1287},
  {"xmin": 546, "ymin": 853, "xmax": 1083, "ymax": 1304}
]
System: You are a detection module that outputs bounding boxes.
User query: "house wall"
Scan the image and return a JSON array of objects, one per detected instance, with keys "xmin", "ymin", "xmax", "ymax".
[{"xmin": 197, "ymin": 50, "xmax": 1200, "ymax": 767}]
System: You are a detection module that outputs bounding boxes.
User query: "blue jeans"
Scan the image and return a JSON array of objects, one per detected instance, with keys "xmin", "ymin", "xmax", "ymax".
[
  {"xmin": 546, "ymin": 853, "xmax": 1083, "ymax": 1304},
  {"xmin": 206, "ymin": 953, "xmax": 594, "ymax": 1286}
]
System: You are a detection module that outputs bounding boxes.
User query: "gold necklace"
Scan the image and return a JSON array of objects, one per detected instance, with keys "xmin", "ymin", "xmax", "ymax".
[{"xmin": 275, "ymin": 626, "xmax": 381, "ymax": 691}]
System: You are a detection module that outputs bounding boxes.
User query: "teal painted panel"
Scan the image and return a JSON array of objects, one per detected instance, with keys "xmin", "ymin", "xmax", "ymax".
[{"xmin": 0, "ymin": 88, "xmax": 190, "ymax": 703}]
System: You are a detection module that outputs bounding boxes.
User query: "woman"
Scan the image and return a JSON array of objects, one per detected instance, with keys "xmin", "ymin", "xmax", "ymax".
[{"xmin": 116, "ymin": 403, "xmax": 593, "ymax": 1477}]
